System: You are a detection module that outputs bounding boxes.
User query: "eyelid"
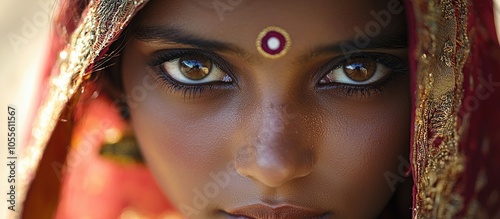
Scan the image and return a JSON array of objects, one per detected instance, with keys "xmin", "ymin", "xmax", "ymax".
[
  {"xmin": 315, "ymin": 52, "xmax": 408, "ymax": 84},
  {"xmin": 147, "ymin": 49, "xmax": 237, "ymax": 80},
  {"xmin": 147, "ymin": 60, "xmax": 235, "ymax": 99},
  {"xmin": 159, "ymin": 58, "xmax": 233, "ymax": 86}
]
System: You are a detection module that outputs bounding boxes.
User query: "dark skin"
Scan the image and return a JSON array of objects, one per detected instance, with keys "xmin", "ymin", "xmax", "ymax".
[{"xmin": 120, "ymin": 0, "xmax": 411, "ymax": 218}]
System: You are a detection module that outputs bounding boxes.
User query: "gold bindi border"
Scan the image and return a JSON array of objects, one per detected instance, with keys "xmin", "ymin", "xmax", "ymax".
[{"xmin": 256, "ymin": 26, "xmax": 292, "ymax": 59}]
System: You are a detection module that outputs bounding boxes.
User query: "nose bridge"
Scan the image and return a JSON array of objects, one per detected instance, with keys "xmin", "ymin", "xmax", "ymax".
[
  {"xmin": 235, "ymin": 101, "xmax": 315, "ymax": 187},
  {"xmin": 258, "ymin": 103, "xmax": 293, "ymax": 147}
]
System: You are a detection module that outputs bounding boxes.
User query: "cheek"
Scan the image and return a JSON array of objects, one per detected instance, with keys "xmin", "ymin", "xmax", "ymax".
[
  {"xmin": 130, "ymin": 104, "xmax": 220, "ymax": 209},
  {"xmin": 318, "ymin": 78, "xmax": 410, "ymax": 216},
  {"xmin": 121, "ymin": 43, "xmax": 240, "ymax": 213},
  {"xmin": 124, "ymin": 72, "xmax": 240, "ymax": 211}
]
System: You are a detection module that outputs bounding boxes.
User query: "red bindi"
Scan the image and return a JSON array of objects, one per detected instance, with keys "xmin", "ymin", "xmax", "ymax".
[{"xmin": 256, "ymin": 26, "xmax": 291, "ymax": 59}]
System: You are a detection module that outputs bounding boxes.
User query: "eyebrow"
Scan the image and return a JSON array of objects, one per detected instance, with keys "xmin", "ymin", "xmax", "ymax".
[
  {"xmin": 134, "ymin": 26, "xmax": 248, "ymax": 56},
  {"xmin": 134, "ymin": 25, "xmax": 408, "ymax": 63},
  {"xmin": 303, "ymin": 32, "xmax": 408, "ymax": 61}
]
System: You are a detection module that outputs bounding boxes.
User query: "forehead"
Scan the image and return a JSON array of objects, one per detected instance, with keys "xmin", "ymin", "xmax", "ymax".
[
  {"xmin": 137, "ymin": 0, "xmax": 406, "ymax": 35},
  {"xmin": 131, "ymin": 0, "xmax": 407, "ymax": 65}
]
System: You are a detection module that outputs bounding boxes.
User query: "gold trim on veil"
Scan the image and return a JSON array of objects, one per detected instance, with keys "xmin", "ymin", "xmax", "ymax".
[
  {"xmin": 410, "ymin": 0, "xmax": 471, "ymax": 218},
  {"xmin": 15, "ymin": 1, "xmax": 149, "ymax": 218}
]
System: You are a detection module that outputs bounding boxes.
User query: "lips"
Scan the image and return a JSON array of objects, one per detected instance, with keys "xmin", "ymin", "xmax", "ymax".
[{"xmin": 225, "ymin": 204, "xmax": 330, "ymax": 219}]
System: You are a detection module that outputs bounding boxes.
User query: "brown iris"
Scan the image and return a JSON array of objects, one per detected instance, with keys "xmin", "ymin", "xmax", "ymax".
[
  {"xmin": 179, "ymin": 55, "xmax": 212, "ymax": 80},
  {"xmin": 343, "ymin": 58, "xmax": 377, "ymax": 82}
]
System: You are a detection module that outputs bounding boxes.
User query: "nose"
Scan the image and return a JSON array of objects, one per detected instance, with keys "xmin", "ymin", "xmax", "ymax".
[{"xmin": 235, "ymin": 103, "xmax": 315, "ymax": 187}]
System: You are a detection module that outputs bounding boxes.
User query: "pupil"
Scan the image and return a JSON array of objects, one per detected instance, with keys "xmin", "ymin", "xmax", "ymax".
[{"xmin": 179, "ymin": 55, "xmax": 212, "ymax": 80}]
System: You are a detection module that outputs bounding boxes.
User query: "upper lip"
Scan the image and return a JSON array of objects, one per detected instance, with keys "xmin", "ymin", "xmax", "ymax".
[{"xmin": 226, "ymin": 204, "xmax": 329, "ymax": 219}]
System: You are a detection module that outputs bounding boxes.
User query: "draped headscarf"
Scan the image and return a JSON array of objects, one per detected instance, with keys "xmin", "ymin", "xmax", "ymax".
[{"xmin": 14, "ymin": 0, "xmax": 500, "ymax": 218}]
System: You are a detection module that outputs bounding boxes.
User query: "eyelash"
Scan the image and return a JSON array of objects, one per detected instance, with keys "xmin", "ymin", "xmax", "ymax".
[
  {"xmin": 317, "ymin": 52, "xmax": 408, "ymax": 97},
  {"xmin": 148, "ymin": 50, "xmax": 407, "ymax": 98},
  {"xmin": 152, "ymin": 72, "xmax": 214, "ymax": 99},
  {"xmin": 148, "ymin": 49, "xmax": 234, "ymax": 99}
]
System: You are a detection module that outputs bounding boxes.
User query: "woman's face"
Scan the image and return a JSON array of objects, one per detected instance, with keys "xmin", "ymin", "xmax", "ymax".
[{"xmin": 121, "ymin": 0, "xmax": 410, "ymax": 218}]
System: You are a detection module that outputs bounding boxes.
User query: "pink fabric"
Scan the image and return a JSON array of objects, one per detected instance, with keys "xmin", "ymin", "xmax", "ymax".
[{"xmin": 55, "ymin": 97, "xmax": 174, "ymax": 218}]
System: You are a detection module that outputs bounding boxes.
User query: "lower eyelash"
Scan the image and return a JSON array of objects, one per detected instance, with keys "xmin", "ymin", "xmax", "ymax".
[
  {"xmin": 153, "ymin": 72, "xmax": 211, "ymax": 99},
  {"xmin": 317, "ymin": 53, "xmax": 407, "ymax": 98},
  {"xmin": 154, "ymin": 72, "xmax": 391, "ymax": 99},
  {"xmin": 327, "ymin": 72, "xmax": 397, "ymax": 97},
  {"xmin": 335, "ymin": 84, "xmax": 386, "ymax": 97}
]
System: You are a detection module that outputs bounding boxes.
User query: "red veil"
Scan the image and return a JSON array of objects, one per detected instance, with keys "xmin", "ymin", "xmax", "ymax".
[{"xmin": 15, "ymin": 0, "xmax": 500, "ymax": 218}]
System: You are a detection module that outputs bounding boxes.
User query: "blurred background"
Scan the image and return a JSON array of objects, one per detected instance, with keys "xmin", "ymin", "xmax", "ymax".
[{"xmin": 0, "ymin": 0, "xmax": 56, "ymax": 217}]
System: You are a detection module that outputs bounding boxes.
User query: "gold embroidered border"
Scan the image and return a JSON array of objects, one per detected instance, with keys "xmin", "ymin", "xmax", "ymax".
[{"xmin": 411, "ymin": 0, "xmax": 470, "ymax": 218}]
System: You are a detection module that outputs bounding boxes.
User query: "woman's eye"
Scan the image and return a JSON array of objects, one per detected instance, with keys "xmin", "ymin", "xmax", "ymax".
[
  {"xmin": 319, "ymin": 58, "xmax": 391, "ymax": 85},
  {"xmin": 160, "ymin": 54, "xmax": 232, "ymax": 84}
]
